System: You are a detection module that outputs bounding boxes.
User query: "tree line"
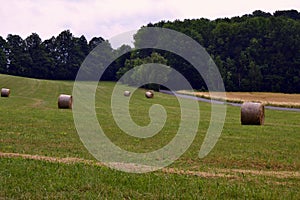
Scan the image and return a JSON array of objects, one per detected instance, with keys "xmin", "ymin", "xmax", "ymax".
[
  {"xmin": 146, "ymin": 10, "xmax": 300, "ymax": 93},
  {"xmin": 0, "ymin": 30, "xmax": 114, "ymax": 80},
  {"xmin": 0, "ymin": 10, "xmax": 299, "ymax": 93}
]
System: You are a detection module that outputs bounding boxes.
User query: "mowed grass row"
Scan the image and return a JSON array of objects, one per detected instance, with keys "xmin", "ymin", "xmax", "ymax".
[{"xmin": 0, "ymin": 74, "xmax": 299, "ymax": 199}]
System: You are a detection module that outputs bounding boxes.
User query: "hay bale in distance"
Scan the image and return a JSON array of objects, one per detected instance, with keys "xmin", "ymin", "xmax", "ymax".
[
  {"xmin": 145, "ymin": 90, "xmax": 154, "ymax": 98},
  {"xmin": 241, "ymin": 102, "xmax": 264, "ymax": 125},
  {"xmin": 1, "ymin": 88, "xmax": 10, "ymax": 97},
  {"xmin": 124, "ymin": 90, "xmax": 131, "ymax": 97},
  {"xmin": 58, "ymin": 94, "xmax": 72, "ymax": 109}
]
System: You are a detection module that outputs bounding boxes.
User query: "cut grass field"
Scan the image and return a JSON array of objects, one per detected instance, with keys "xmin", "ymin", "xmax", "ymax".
[
  {"xmin": 0, "ymin": 74, "xmax": 299, "ymax": 199},
  {"xmin": 177, "ymin": 90, "xmax": 300, "ymax": 108}
]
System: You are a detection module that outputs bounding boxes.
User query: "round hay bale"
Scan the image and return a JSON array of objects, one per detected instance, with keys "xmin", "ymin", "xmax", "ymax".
[
  {"xmin": 1, "ymin": 88, "xmax": 10, "ymax": 97},
  {"xmin": 241, "ymin": 102, "xmax": 264, "ymax": 125},
  {"xmin": 124, "ymin": 90, "xmax": 131, "ymax": 97},
  {"xmin": 145, "ymin": 90, "xmax": 154, "ymax": 98},
  {"xmin": 58, "ymin": 94, "xmax": 72, "ymax": 109}
]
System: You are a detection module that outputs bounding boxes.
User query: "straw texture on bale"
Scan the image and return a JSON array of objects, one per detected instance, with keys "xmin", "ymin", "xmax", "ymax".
[
  {"xmin": 58, "ymin": 94, "xmax": 72, "ymax": 109},
  {"xmin": 145, "ymin": 90, "xmax": 154, "ymax": 98},
  {"xmin": 241, "ymin": 102, "xmax": 264, "ymax": 125},
  {"xmin": 1, "ymin": 88, "xmax": 10, "ymax": 97},
  {"xmin": 124, "ymin": 91, "xmax": 131, "ymax": 97}
]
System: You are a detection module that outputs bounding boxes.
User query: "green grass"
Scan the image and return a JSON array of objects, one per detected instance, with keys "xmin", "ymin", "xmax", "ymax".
[
  {"xmin": 0, "ymin": 74, "xmax": 299, "ymax": 199},
  {"xmin": 0, "ymin": 158, "xmax": 299, "ymax": 199}
]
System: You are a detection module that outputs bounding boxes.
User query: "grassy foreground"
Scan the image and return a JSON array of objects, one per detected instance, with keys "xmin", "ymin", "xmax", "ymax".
[{"xmin": 0, "ymin": 74, "xmax": 299, "ymax": 199}]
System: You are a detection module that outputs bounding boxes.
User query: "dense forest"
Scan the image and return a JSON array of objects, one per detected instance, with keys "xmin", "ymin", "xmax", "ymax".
[{"xmin": 0, "ymin": 10, "xmax": 299, "ymax": 93}]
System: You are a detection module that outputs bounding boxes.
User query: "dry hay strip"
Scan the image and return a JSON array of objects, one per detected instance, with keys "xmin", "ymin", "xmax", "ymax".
[
  {"xmin": 0, "ymin": 152, "xmax": 299, "ymax": 179},
  {"xmin": 160, "ymin": 168, "xmax": 234, "ymax": 178},
  {"xmin": 217, "ymin": 168, "xmax": 300, "ymax": 179},
  {"xmin": 0, "ymin": 152, "xmax": 99, "ymax": 166}
]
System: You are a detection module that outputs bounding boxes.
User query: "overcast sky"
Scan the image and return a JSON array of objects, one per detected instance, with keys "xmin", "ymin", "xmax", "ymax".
[{"xmin": 0, "ymin": 0, "xmax": 299, "ymax": 47}]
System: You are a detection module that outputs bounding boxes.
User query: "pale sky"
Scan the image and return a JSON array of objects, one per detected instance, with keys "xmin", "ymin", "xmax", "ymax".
[{"xmin": 0, "ymin": 0, "xmax": 299, "ymax": 47}]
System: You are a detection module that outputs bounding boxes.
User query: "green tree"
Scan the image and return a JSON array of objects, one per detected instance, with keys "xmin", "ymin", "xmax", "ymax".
[
  {"xmin": 109, "ymin": 44, "xmax": 132, "ymax": 81},
  {"xmin": 6, "ymin": 34, "xmax": 32, "ymax": 76},
  {"xmin": 25, "ymin": 33, "xmax": 53, "ymax": 78},
  {"xmin": 117, "ymin": 52, "xmax": 170, "ymax": 91},
  {"xmin": 0, "ymin": 36, "xmax": 7, "ymax": 74},
  {"xmin": 52, "ymin": 30, "xmax": 89, "ymax": 80},
  {"xmin": 42, "ymin": 36, "xmax": 57, "ymax": 79},
  {"xmin": 88, "ymin": 37, "xmax": 105, "ymax": 50}
]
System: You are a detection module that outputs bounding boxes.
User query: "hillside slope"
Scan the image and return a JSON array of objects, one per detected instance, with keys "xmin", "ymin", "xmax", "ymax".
[{"xmin": 0, "ymin": 74, "xmax": 299, "ymax": 198}]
